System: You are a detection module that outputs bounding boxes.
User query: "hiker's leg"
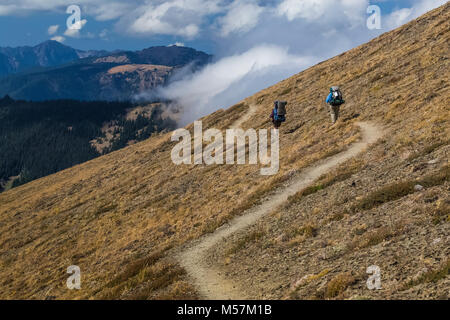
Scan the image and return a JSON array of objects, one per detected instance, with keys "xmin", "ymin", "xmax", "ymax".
[
  {"xmin": 330, "ymin": 106, "xmax": 336, "ymax": 123},
  {"xmin": 334, "ymin": 106, "xmax": 340, "ymax": 122}
]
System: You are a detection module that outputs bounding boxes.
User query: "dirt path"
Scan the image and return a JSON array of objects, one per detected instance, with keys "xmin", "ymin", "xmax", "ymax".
[
  {"xmin": 231, "ymin": 104, "xmax": 258, "ymax": 129},
  {"xmin": 176, "ymin": 121, "xmax": 384, "ymax": 299}
]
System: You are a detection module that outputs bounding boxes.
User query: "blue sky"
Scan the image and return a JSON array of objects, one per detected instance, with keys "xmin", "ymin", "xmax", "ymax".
[
  {"xmin": 0, "ymin": 10, "xmax": 194, "ymax": 52},
  {"xmin": 0, "ymin": 0, "xmax": 444, "ymax": 53}
]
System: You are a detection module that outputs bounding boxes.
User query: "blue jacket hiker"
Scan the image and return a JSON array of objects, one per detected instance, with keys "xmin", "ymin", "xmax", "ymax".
[{"xmin": 326, "ymin": 86, "xmax": 345, "ymax": 124}]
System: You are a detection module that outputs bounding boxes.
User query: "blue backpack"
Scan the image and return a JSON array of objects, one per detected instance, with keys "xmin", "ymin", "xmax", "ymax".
[{"xmin": 273, "ymin": 108, "xmax": 286, "ymax": 122}]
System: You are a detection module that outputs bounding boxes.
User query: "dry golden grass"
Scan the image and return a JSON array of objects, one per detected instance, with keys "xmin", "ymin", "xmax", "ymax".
[
  {"xmin": 351, "ymin": 165, "xmax": 449, "ymax": 212},
  {"xmin": 107, "ymin": 64, "xmax": 172, "ymax": 75},
  {"xmin": 325, "ymin": 273, "xmax": 356, "ymax": 299},
  {"xmin": 288, "ymin": 159, "xmax": 364, "ymax": 204},
  {"xmin": 226, "ymin": 229, "xmax": 266, "ymax": 256},
  {"xmin": 0, "ymin": 3, "xmax": 448, "ymax": 299},
  {"xmin": 401, "ymin": 259, "xmax": 450, "ymax": 291}
]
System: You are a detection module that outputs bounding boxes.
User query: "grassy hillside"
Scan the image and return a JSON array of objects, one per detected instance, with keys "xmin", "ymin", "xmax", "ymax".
[{"xmin": 0, "ymin": 3, "xmax": 448, "ymax": 299}]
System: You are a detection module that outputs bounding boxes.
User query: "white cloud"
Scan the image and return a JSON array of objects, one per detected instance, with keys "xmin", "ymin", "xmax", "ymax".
[
  {"xmin": 99, "ymin": 29, "xmax": 108, "ymax": 39},
  {"xmin": 129, "ymin": 9, "xmax": 197, "ymax": 37},
  {"xmin": 89, "ymin": 2, "xmax": 133, "ymax": 21},
  {"xmin": 277, "ymin": 0, "xmax": 368, "ymax": 24},
  {"xmin": 169, "ymin": 42, "xmax": 185, "ymax": 47},
  {"xmin": 277, "ymin": 0, "xmax": 331, "ymax": 21},
  {"xmin": 218, "ymin": 1, "xmax": 265, "ymax": 36},
  {"xmin": 154, "ymin": 45, "xmax": 315, "ymax": 124},
  {"xmin": 1, "ymin": 0, "xmax": 447, "ymax": 39},
  {"xmin": 64, "ymin": 19, "xmax": 87, "ymax": 38},
  {"xmin": 1, "ymin": 1, "xmax": 92, "ymax": 15},
  {"xmin": 385, "ymin": 8, "xmax": 413, "ymax": 29},
  {"xmin": 47, "ymin": 24, "xmax": 59, "ymax": 35},
  {"xmin": 385, "ymin": 0, "xmax": 447, "ymax": 29},
  {"xmin": 0, "ymin": 4, "xmax": 18, "ymax": 16},
  {"xmin": 50, "ymin": 35, "xmax": 65, "ymax": 43},
  {"xmin": 125, "ymin": 0, "xmax": 223, "ymax": 38}
]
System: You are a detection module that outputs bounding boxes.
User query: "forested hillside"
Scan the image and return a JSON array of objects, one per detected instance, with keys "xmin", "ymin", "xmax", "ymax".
[{"xmin": 0, "ymin": 95, "xmax": 176, "ymax": 191}]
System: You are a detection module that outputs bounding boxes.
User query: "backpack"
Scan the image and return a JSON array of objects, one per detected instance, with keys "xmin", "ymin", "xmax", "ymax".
[
  {"xmin": 330, "ymin": 86, "xmax": 345, "ymax": 106},
  {"xmin": 276, "ymin": 101, "xmax": 287, "ymax": 116},
  {"xmin": 273, "ymin": 107, "xmax": 286, "ymax": 122}
]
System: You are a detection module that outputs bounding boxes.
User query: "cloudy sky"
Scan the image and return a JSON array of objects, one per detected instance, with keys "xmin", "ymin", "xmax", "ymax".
[
  {"xmin": 0, "ymin": 0, "xmax": 445, "ymax": 52},
  {"xmin": 0, "ymin": 0, "xmax": 446, "ymax": 122}
]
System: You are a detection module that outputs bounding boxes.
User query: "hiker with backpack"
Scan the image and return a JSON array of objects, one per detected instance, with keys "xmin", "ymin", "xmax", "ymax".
[
  {"xmin": 326, "ymin": 86, "xmax": 345, "ymax": 124},
  {"xmin": 270, "ymin": 101, "xmax": 287, "ymax": 129}
]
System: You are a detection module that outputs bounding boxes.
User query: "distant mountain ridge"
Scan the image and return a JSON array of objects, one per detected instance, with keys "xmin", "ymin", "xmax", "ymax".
[
  {"xmin": 0, "ymin": 42, "xmax": 212, "ymax": 101},
  {"xmin": 0, "ymin": 40, "xmax": 108, "ymax": 77}
]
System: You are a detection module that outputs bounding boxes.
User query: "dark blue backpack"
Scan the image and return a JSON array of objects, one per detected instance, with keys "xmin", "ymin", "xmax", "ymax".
[{"xmin": 274, "ymin": 108, "xmax": 286, "ymax": 122}]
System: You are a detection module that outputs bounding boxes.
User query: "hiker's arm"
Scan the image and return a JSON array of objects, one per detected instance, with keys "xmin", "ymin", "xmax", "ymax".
[{"xmin": 326, "ymin": 93, "xmax": 332, "ymax": 104}]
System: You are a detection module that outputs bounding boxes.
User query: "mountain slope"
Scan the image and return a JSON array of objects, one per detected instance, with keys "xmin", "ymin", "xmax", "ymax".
[
  {"xmin": 0, "ymin": 3, "xmax": 448, "ymax": 300},
  {"xmin": 0, "ymin": 45, "xmax": 211, "ymax": 101},
  {"xmin": 177, "ymin": 122, "xmax": 384, "ymax": 299}
]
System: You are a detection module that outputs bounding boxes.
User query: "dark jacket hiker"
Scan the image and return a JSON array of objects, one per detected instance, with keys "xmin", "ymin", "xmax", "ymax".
[{"xmin": 270, "ymin": 101, "xmax": 287, "ymax": 129}]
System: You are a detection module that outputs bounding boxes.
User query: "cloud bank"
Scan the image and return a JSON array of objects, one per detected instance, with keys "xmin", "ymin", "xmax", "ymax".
[
  {"xmin": 385, "ymin": 0, "xmax": 448, "ymax": 29},
  {"xmin": 142, "ymin": 45, "xmax": 315, "ymax": 125}
]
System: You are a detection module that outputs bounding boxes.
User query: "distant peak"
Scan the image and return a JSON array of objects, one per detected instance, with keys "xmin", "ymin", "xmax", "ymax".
[{"xmin": 35, "ymin": 40, "xmax": 68, "ymax": 48}]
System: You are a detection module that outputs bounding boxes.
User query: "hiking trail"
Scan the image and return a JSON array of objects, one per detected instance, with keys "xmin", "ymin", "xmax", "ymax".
[
  {"xmin": 176, "ymin": 106, "xmax": 384, "ymax": 300},
  {"xmin": 231, "ymin": 104, "xmax": 258, "ymax": 129}
]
